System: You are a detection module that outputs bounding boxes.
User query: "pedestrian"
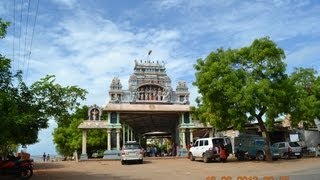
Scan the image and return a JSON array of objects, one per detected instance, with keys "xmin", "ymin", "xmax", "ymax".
[
  {"xmin": 146, "ymin": 146, "xmax": 150, "ymax": 157},
  {"xmin": 43, "ymin": 152, "xmax": 46, "ymax": 162},
  {"xmin": 219, "ymin": 144, "xmax": 227, "ymax": 163},
  {"xmin": 187, "ymin": 142, "xmax": 192, "ymax": 159},
  {"xmin": 172, "ymin": 143, "xmax": 176, "ymax": 156},
  {"xmin": 154, "ymin": 146, "xmax": 157, "ymax": 157},
  {"xmin": 47, "ymin": 154, "xmax": 50, "ymax": 162}
]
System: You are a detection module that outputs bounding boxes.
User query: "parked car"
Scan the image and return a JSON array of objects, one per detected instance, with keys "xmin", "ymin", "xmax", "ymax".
[
  {"xmin": 189, "ymin": 137, "xmax": 232, "ymax": 163},
  {"xmin": 234, "ymin": 134, "xmax": 280, "ymax": 161},
  {"xmin": 120, "ymin": 141, "xmax": 144, "ymax": 165},
  {"xmin": 272, "ymin": 141, "xmax": 302, "ymax": 159}
]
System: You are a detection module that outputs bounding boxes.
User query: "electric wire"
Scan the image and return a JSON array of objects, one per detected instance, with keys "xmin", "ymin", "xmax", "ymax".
[
  {"xmin": 12, "ymin": 0, "xmax": 16, "ymax": 73},
  {"xmin": 26, "ymin": 0, "xmax": 40, "ymax": 82},
  {"xmin": 22, "ymin": 0, "xmax": 31, "ymax": 78},
  {"xmin": 18, "ymin": 0, "xmax": 24, "ymax": 71}
]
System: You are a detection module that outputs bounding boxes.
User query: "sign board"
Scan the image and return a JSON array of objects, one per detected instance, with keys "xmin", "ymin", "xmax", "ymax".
[{"xmin": 289, "ymin": 134, "xmax": 299, "ymax": 142}]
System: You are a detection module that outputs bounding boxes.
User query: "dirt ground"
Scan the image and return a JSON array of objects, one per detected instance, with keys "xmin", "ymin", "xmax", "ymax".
[{"xmin": 29, "ymin": 156, "xmax": 320, "ymax": 180}]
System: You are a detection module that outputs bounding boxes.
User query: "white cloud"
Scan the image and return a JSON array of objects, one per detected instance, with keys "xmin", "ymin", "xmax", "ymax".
[
  {"xmin": 52, "ymin": 0, "xmax": 77, "ymax": 8},
  {"xmin": 286, "ymin": 43, "xmax": 320, "ymax": 71}
]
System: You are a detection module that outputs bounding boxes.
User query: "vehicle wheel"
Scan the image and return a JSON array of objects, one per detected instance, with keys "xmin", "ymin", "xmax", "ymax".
[
  {"xmin": 236, "ymin": 153, "xmax": 245, "ymax": 161},
  {"xmin": 283, "ymin": 153, "xmax": 289, "ymax": 159},
  {"xmin": 20, "ymin": 167, "xmax": 33, "ymax": 179},
  {"xmin": 190, "ymin": 153, "xmax": 195, "ymax": 161},
  {"xmin": 216, "ymin": 156, "xmax": 221, "ymax": 162},
  {"xmin": 256, "ymin": 152, "xmax": 265, "ymax": 161},
  {"xmin": 203, "ymin": 154, "xmax": 209, "ymax": 163},
  {"xmin": 297, "ymin": 155, "xmax": 302, "ymax": 159}
]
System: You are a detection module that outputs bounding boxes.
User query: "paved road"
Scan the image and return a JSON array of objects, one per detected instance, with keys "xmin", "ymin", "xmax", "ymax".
[{"xmin": 28, "ymin": 156, "xmax": 320, "ymax": 180}]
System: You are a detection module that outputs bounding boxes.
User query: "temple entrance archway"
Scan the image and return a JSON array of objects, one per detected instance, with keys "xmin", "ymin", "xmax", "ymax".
[{"xmin": 79, "ymin": 58, "xmax": 213, "ymax": 160}]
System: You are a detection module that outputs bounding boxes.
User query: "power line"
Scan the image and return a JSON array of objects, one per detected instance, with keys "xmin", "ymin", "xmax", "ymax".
[
  {"xmin": 12, "ymin": 0, "xmax": 16, "ymax": 73},
  {"xmin": 26, "ymin": 0, "xmax": 40, "ymax": 82},
  {"xmin": 22, "ymin": 0, "xmax": 31, "ymax": 76},
  {"xmin": 18, "ymin": 0, "xmax": 24, "ymax": 71}
]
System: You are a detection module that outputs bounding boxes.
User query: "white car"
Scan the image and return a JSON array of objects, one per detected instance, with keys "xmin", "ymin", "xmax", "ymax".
[
  {"xmin": 120, "ymin": 141, "xmax": 144, "ymax": 165},
  {"xmin": 189, "ymin": 137, "xmax": 232, "ymax": 163}
]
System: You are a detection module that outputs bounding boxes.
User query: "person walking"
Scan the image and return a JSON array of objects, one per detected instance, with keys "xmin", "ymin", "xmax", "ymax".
[
  {"xmin": 43, "ymin": 152, "xmax": 46, "ymax": 162},
  {"xmin": 47, "ymin": 154, "xmax": 50, "ymax": 162}
]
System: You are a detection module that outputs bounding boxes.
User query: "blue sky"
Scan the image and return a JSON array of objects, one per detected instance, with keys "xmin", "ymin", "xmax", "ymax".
[{"xmin": 1, "ymin": 0, "xmax": 319, "ymax": 155}]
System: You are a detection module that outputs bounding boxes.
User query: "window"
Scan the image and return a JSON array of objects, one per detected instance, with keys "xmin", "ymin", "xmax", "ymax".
[
  {"xmin": 123, "ymin": 143, "xmax": 141, "ymax": 150},
  {"xmin": 279, "ymin": 143, "xmax": 285, "ymax": 148},
  {"xmin": 289, "ymin": 142, "xmax": 300, "ymax": 147},
  {"xmin": 204, "ymin": 140, "xmax": 209, "ymax": 146},
  {"xmin": 111, "ymin": 112, "xmax": 117, "ymax": 124},
  {"xmin": 212, "ymin": 138, "xmax": 224, "ymax": 145},
  {"xmin": 179, "ymin": 96, "xmax": 184, "ymax": 102},
  {"xmin": 255, "ymin": 140, "xmax": 265, "ymax": 146},
  {"xmin": 184, "ymin": 113, "xmax": 190, "ymax": 124},
  {"xmin": 194, "ymin": 141, "xmax": 199, "ymax": 147},
  {"xmin": 199, "ymin": 140, "xmax": 204, "ymax": 146}
]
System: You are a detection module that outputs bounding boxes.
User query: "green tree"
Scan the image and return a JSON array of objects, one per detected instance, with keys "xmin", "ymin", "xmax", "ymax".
[
  {"xmin": 0, "ymin": 18, "xmax": 87, "ymax": 156},
  {"xmin": 193, "ymin": 37, "xmax": 290, "ymax": 161},
  {"xmin": 53, "ymin": 106, "xmax": 108, "ymax": 157},
  {"xmin": 289, "ymin": 68, "xmax": 320, "ymax": 127}
]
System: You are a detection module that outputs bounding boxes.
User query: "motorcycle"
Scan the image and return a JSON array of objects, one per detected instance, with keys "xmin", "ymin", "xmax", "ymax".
[{"xmin": 0, "ymin": 155, "xmax": 33, "ymax": 179}]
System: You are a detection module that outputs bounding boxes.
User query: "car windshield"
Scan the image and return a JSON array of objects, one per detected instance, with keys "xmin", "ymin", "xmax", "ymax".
[
  {"xmin": 123, "ymin": 143, "xmax": 141, "ymax": 150},
  {"xmin": 272, "ymin": 143, "xmax": 278, "ymax": 148},
  {"xmin": 289, "ymin": 142, "xmax": 300, "ymax": 147},
  {"xmin": 212, "ymin": 138, "xmax": 224, "ymax": 145},
  {"xmin": 255, "ymin": 140, "xmax": 266, "ymax": 146}
]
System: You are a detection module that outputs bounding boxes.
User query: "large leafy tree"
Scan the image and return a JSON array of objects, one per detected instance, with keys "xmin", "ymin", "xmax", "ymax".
[
  {"xmin": 53, "ymin": 106, "xmax": 108, "ymax": 157},
  {"xmin": 193, "ymin": 37, "xmax": 290, "ymax": 161},
  {"xmin": 0, "ymin": 18, "xmax": 87, "ymax": 156},
  {"xmin": 289, "ymin": 68, "xmax": 320, "ymax": 127}
]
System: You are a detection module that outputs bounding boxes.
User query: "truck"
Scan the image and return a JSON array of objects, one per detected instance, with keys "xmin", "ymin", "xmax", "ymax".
[{"xmin": 234, "ymin": 134, "xmax": 279, "ymax": 161}]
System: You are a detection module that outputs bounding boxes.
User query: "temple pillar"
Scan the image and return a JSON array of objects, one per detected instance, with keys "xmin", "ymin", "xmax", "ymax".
[
  {"xmin": 122, "ymin": 124, "xmax": 126, "ymax": 144},
  {"xmin": 107, "ymin": 129, "xmax": 111, "ymax": 151},
  {"xmin": 181, "ymin": 129, "xmax": 186, "ymax": 148},
  {"xmin": 190, "ymin": 129, "xmax": 194, "ymax": 144},
  {"xmin": 80, "ymin": 130, "xmax": 88, "ymax": 160},
  {"xmin": 116, "ymin": 129, "xmax": 121, "ymax": 150},
  {"xmin": 178, "ymin": 128, "xmax": 188, "ymax": 157}
]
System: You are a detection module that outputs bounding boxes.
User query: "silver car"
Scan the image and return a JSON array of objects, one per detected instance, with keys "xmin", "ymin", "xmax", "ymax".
[
  {"xmin": 272, "ymin": 141, "xmax": 302, "ymax": 159},
  {"xmin": 121, "ymin": 141, "xmax": 144, "ymax": 165}
]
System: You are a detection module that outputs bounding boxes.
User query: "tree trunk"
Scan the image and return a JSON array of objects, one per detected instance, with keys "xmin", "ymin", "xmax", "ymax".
[{"xmin": 256, "ymin": 116, "xmax": 273, "ymax": 162}]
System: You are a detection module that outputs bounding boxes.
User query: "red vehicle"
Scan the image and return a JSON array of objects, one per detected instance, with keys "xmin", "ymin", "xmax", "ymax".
[{"xmin": 0, "ymin": 155, "xmax": 33, "ymax": 179}]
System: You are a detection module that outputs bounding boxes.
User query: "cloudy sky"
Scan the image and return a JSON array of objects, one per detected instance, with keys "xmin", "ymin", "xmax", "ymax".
[{"xmin": 1, "ymin": 0, "xmax": 319, "ymax": 155}]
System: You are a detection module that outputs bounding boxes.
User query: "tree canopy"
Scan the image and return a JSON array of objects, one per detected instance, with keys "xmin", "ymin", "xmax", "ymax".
[
  {"xmin": 193, "ymin": 37, "xmax": 292, "ymax": 161},
  {"xmin": 0, "ymin": 18, "xmax": 87, "ymax": 156},
  {"xmin": 288, "ymin": 68, "xmax": 320, "ymax": 127},
  {"xmin": 53, "ymin": 106, "xmax": 108, "ymax": 157}
]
